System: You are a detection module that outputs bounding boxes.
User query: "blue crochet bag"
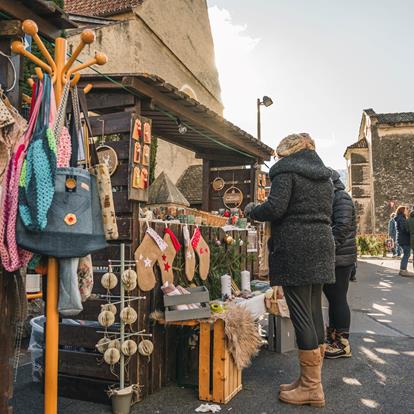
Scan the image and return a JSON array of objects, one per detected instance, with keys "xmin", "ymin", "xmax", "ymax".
[{"xmin": 18, "ymin": 74, "xmax": 57, "ymax": 231}]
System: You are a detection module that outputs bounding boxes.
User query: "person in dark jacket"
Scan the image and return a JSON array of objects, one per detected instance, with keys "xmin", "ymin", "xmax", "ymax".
[
  {"xmin": 388, "ymin": 213, "xmax": 400, "ymax": 257},
  {"xmin": 395, "ymin": 206, "xmax": 412, "ymax": 276},
  {"xmin": 246, "ymin": 133, "xmax": 334, "ymax": 408},
  {"xmin": 323, "ymin": 170, "xmax": 357, "ymax": 359}
]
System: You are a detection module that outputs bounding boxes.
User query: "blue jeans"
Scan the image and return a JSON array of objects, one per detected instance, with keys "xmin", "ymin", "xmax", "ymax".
[{"xmin": 400, "ymin": 245, "xmax": 412, "ymax": 270}]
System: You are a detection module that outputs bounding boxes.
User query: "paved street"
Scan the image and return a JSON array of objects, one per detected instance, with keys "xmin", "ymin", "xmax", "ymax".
[{"xmin": 14, "ymin": 258, "xmax": 414, "ymax": 413}]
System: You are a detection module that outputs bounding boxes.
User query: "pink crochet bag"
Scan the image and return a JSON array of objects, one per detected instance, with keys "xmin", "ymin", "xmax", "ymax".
[
  {"xmin": 51, "ymin": 82, "xmax": 71, "ymax": 168},
  {"xmin": 0, "ymin": 82, "xmax": 44, "ymax": 271}
]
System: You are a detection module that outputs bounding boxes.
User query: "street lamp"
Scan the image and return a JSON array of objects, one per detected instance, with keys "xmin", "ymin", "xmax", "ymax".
[{"xmin": 257, "ymin": 95, "xmax": 273, "ymax": 141}]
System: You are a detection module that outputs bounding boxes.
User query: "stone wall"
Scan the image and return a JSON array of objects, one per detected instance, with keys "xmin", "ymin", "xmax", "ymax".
[
  {"xmin": 347, "ymin": 148, "xmax": 372, "ymax": 233},
  {"xmin": 371, "ymin": 125, "xmax": 414, "ymax": 233},
  {"xmin": 67, "ymin": 0, "xmax": 223, "ymax": 114}
]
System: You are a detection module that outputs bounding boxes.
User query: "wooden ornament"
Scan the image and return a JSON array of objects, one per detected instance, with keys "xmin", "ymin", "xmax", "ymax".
[
  {"xmin": 107, "ymin": 339, "xmax": 121, "ymax": 351},
  {"xmin": 103, "ymin": 348, "xmax": 120, "ymax": 365},
  {"xmin": 138, "ymin": 339, "xmax": 154, "ymax": 357},
  {"xmin": 101, "ymin": 303, "xmax": 117, "ymax": 315},
  {"xmin": 98, "ymin": 310, "xmax": 115, "ymax": 327},
  {"xmin": 121, "ymin": 340, "xmax": 138, "ymax": 356},
  {"xmin": 212, "ymin": 177, "xmax": 225, "ymax": 192},
  {"xmin": 101, "ymin": 272, "xmax": 118, "ymax": 290},
  {"xmin": 121, "ymin": 269, "xmax": 138, "ymax": 291},
  {"xmin": 96, "ymin": 145, "xmax": 118, "ymax": 176},
  {"xmin": 223, "ymin": 186, "xmax": 243, "ymax": 208},
  {"xmin": 96, "ymin": 337, "xmax": 109, "ymax": 354},
  {"xmin": 120, "ymin": 306, "xmax": 137, "ymax": 325}
]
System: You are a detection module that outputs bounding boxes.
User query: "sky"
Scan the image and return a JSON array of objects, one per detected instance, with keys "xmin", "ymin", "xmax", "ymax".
[{"xmin": 207, "ymin": 0, "xmax": 414, "ymax": 169}]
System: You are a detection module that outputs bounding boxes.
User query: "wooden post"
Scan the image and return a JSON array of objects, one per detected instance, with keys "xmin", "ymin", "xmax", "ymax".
[{"xmin": 202, "ymin": 159, "xmax": 210, "ymax": 211}]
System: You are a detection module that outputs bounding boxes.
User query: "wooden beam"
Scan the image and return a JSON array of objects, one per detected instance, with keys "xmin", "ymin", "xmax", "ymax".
[
  {"xmin": 0, "ymin": 20, "xmax": 23, "ymax": 37},
  {"xmin": 89, "ymin": 111, "xmax": 132, "ymax": 136},
  {"xmin": 85, "ymin": 91, "xmax": 135, "ymax": 112},
  {"xmin": 202, "ymin": 159, "xmax": 210, "ymax": 211},
  {"xmin": 124, "ymin": 77, "xmax": 268, "ymax": 160},
  {"xmin": 0, "ymin": 1, "xmax": 63, "ymax": 39}
]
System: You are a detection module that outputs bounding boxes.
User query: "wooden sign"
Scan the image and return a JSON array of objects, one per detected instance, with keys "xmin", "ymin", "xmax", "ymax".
[
  {"xmin": 128, "ymin": 114, "xmax": 152, "ymax": 202},
  {"xmin": 223, "ymin": 186, "xmax": 243, "ymax": 208}
]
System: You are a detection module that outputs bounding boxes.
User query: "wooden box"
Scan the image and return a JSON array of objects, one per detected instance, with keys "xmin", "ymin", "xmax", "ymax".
[
  {"xmin": 164, "ymin": 286, "xmax": 211, "ymax": 322},
  {"xmin": 199, "ymin": 319, "xmax": 242, "ymax": 404}
]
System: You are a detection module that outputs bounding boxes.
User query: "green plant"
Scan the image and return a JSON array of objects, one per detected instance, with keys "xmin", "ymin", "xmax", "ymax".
[{"xmin": 356, "ymin": 234, "xmax": 387, "ymax": 256}]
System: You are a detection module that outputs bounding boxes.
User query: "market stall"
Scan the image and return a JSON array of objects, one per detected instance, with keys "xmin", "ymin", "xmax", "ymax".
[{"xmin": 1, "ymin": 16, "xmax": 279, "ymax": 412}]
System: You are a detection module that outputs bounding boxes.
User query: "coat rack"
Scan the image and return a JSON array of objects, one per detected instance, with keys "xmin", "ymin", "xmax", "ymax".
[{"xmin": 10, "ymin": 20, "xmax": 107, "ymax": 414}]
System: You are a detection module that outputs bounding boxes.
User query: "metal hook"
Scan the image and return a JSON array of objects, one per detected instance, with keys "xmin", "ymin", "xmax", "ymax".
[{"xmin": 0, "ymin": 50, "xmax": 17, "ymax": 92}]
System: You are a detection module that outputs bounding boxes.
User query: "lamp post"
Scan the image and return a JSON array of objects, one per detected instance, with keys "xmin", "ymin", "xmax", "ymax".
[{"xmin": 256, "ymin": 95, "xmax": 273, "ymax": 141}]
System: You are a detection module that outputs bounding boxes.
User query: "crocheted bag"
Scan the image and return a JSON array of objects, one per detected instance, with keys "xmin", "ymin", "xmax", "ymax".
[
  {"xmin": 0, "ymin": 81, "xmax": 44, "ymax": 271},
  {"xmin": 18, "ymin": 74, "xmax": 57, "ymax": 231}
]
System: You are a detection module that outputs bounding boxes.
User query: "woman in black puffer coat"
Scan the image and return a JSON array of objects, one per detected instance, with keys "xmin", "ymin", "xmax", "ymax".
[
  {"xmin": 247, "ymin": 133, "xmax": 334, "ymax": 408},
  {"xmin": 323, "ymin": 170, "xmax": 356, "ymax": 359}
]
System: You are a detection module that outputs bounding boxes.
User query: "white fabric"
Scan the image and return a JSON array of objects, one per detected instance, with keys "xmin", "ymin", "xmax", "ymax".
[{"xmin": 146, "ymin": 227, "xmax": 167, "ymax": 251}]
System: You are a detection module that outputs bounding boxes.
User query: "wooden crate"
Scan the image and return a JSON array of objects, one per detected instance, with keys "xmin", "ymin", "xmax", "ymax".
[{"xmin": 199, "ymin": 319, "xmax": 242, "ymax": 404}]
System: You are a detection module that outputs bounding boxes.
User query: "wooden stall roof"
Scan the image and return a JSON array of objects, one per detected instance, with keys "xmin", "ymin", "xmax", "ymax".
[
  {"xmin": 80, "ymin": 73, "xmax": 274, "ymax": 165},
  {"xmin": 0, "ymin": 0, "xmax": 77, "ymax": 39}
]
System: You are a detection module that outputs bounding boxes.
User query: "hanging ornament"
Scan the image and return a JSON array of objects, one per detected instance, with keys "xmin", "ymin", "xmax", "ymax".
[
  {"xmin": 101, "ymin": 266, "xmax": 118, "ymax": 290},
  {"xmin": 223, "ymin": 186, "xmax": 243, "ymax": 209},
  {"xmin": 103, "ymin": 347, "xmax": 120, "ymax": 365},
  {"xmin": 239, "ymin": 240, "xmax": 244, "ymax": 246},
  {"xmin": 101, "ymin": 303, "xmax": 117, "ymax": 315},
  {"xmin": 98, "ymin": 310, "xmax": 115, "ymax": 327},
  {"xmin": 120, "ymin": 306, "xmax": 138, "ymax": 325},
  {"xmin": 121, "ymin": 339, "xmax": 138, "ymax": 356},
  {"xmin": 224, "ymin": 234, "xmax": 234, "ymax": 245},
  {"xmin": 212, "ymin": 177, "xmax": 225, "ymax": 192},
  {"xmin": 96, "ymin": 337, "xmax": 109, "ymax": 354},
  {"xmin": 107, "ymin": 339, "xmax": 121, "ymax": 351},
  {"xmin": 215, "ymin": 239, "xmax": 222, "ymax": 246},
  {"xmin": 121, "ymin": 268, "xmax": 138, "ymax": 291},
  {"xmin": 96, "ymin": 145, "xmax": 119, "ymax": 176},
  {"xmin": 138, "ymin": 339, "xmax": 154, "ymax": 357}
]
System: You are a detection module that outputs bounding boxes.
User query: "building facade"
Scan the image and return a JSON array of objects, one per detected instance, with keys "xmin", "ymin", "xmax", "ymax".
[
  {"xmin": 345, "ymin": 109, "xmax": 414, "ymax": 234},
  {"xmin": 65, "ymin": 0, "xmax": 222, "ymax": 182}
]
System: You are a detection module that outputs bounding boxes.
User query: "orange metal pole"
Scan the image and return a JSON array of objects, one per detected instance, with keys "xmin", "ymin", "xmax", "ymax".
[
  {"xmin": 44, "ymin": 257, "xmax": 59, "ymax": 414},
  {"xmin": 44, "ymin": 36, "xmax": 66, "ymax": 414}
]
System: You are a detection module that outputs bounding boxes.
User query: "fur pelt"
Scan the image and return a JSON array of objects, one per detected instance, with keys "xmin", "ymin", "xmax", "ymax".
[{"xmin": 215, "ymin": 305, "xmax": 263, "ymax": 370}]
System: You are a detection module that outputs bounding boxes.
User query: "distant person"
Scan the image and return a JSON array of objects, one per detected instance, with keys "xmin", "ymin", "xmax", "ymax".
[
  {"xmin": 406, "ymin": 209, "xmax": 414, "ymax": 266},
  {"xmin": 394, "ymin": 206, "xmax": 412, "ymax": 276},
  {"xmin": 323, "ymin": 169, "xmax": 357, "ymax": 359},
  {"xmin": 388, "ymin": 213, "xmax": 400, "ymax": 258},
  {"xmin": 246, "ymin": 133, "xmax": 334, "ymax": 408}
]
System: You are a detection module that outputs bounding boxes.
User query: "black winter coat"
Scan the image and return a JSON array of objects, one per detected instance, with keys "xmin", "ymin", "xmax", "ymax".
[
  {"xmin": 250, "ymin": 150, "xmax": 335, "ymax": 287},
  {"xmin": 331, "ymin": 171, "xmax": 357, "ymax": 267},
  {"xmin": 395, "ymin": 213, "xmax": 410, "ymax": 247}
]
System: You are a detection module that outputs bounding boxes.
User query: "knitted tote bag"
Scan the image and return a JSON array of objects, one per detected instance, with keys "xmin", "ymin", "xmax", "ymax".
[
  {"xmin": 18, "ymin": 74, "xmax": 57, "ymax": 231},
  {"xmin": 0, "ymin": 81, "xmax": 44, "ymax": 271}
]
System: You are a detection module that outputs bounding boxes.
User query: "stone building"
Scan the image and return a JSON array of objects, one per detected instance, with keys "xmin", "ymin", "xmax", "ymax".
[
  {"xmin": 345, "ymin": 108, "xmax": 414, "ymax": 234},
  {"xmin": 65, "ymin": 0, "xmax": 222, "ymax": 182}
]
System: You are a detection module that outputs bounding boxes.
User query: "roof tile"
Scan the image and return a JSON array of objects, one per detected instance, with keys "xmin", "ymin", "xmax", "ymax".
[{"xmin": 65, "ymin": 0, "xmax": 143, "ymax": 17}]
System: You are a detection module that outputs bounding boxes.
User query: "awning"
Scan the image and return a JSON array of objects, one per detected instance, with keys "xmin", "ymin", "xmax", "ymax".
[{"xmin": 80, "ymin": 73, "xmax": 274, "ymax": 165}]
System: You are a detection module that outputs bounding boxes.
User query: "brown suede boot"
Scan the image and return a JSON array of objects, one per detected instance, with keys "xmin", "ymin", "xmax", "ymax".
[
  {"xmin": 279, "ymin": 349, "xmax": 325, "ymax": 407},
  {"xmin": 279, "ymin": 344, "xmax": 325, "ymax": 392}
]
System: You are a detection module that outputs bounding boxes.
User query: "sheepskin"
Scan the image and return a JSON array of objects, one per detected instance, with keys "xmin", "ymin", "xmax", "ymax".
[{"xmin": 215, "ymin": 305, "xmax": 263, "ymax": 370}]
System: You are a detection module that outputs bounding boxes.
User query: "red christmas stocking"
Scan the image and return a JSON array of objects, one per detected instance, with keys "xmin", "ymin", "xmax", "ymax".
[
  {"xmin": 134, "ymin": 227, "xmax": 167, "ymax": 291},
  {"xmin": 183, "ymin": 225, "xmax": 195, "ymax": 281},
  {"xmin": 191, "ymin": 228, "xmax": 210, "ymax": 280},
  {"xmin": 158, "ymin": 227, "xmax": 182, "ymax": 285}
]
